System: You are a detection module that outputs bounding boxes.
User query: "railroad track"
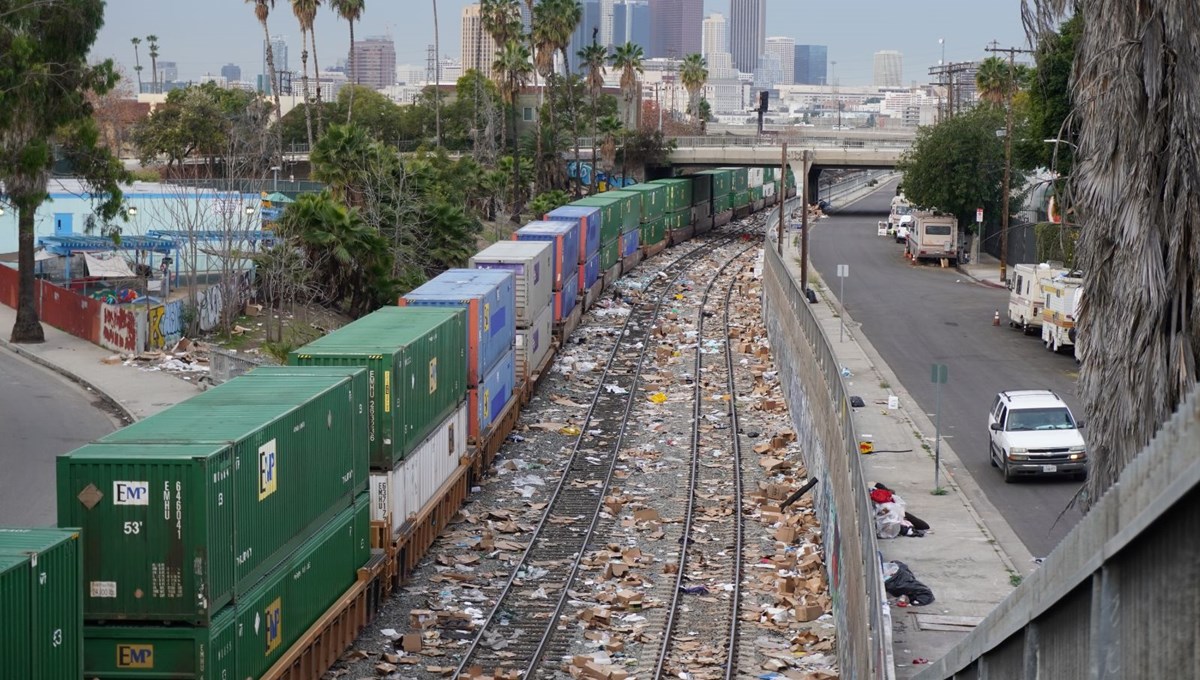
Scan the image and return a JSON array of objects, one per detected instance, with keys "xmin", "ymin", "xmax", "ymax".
[
  {"xmin": 451, "ymin": 230, "xmax": 754, "ymax": 678},
  {"xmin": 652, "ymin": 245, "xmax": 755, "ymax": 680}
]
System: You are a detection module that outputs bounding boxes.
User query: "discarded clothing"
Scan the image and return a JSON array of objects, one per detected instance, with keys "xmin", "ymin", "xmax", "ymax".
[{"xmin": 883, "ymin": 560, "xmax": 935, "ymax": 606}]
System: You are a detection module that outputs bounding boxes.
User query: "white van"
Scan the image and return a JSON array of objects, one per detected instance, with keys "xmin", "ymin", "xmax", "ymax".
[{"xmin": 988, "ymin": 390, "xmax": 1088, "ymax": 482}]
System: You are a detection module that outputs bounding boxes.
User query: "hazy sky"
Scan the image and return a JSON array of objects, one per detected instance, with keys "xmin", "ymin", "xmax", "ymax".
[{"xmin": 91, "ymin": 1, "xmax": 1032, "ymax": 88}]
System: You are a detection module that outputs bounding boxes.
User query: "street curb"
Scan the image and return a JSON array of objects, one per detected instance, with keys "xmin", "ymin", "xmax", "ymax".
[
  {"xmin": 955, "ymin": 265, "xmax": 1008, "ymax": 290},
  {"xmin": 0, "ymin": 337, "xmax": 137, "ymax": 424}
]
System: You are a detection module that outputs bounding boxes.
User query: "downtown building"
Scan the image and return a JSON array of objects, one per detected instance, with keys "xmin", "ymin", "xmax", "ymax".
[
  {"xmin": 461, "ymin": 3, "xmax": 498, "ymax": 76},
  {"xmin": 765, "ymin": 36, "xmax": 794, "ymax": 87},
  {"xmin": 729, "ymin": 0, "xmax": 765, "ymax": 74},
  {"xmin": 873, "ymin": 50, "xmax": 903, "ymax": 87},
  {"xmin": 349, "ymin": 36, "xmax": 396, "ymax": 90},
  {"xmin": 793, "ymin": 44, "xmax": 827, "ymax": 85},
  {"xmin": 647, "ymin": 0, "xmax": 702, "ymax": 58},
  {"xmin": 260, "ymin": 35, "xmax": 289, "ymax": 95}
]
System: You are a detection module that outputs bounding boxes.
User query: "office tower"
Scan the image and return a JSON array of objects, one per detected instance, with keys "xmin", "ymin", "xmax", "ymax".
[
  {"xmin": 600, "ymin": 0, "xmax": 615, "ymax": 47},
  {"xmin": 220, "ymin": 63, "xmax": 241, "ymax": 83},
  {"xmin": 874, "ymin": 50, "xmax": 903, "ymax": 87},
  {"xmin": 262, "ymin": 35, "xmax": 288, "ymax": 94},
  {"xmin": 765, "ymin": 36, "xmax": 794, "ymax": 86},
  {"xmin": 568, "ymin": 0, "xmax": 603, "ymax": 73},
  {"xmin": 754, "ymin": 51, "xmax": 781, "ymax": 89},
  {"xmin": 613, "ymin": 1, "xmax": 651, "ymax": 52},
  {"xmin": 729, "ymin": 0, "xmax": 765, "ymax": 74},
  {"xmin": 793, "ymin": 44, "xmax": 827, "ymax": 85},
  {"xmin": 702, "ymin": 13, "xmax": 727, "ymax": 59},
  {"xmin": 349, "ymin": 37, "xmax": 397, "ymax": 89},
  {"xmin": 461, "ymin": 4, "xmax": 498, "ymax": 76},
  {"xmin": 157, "ymin": 61, "xmax": 178, "ymax": 84},
  {"xmin": 648, "ymin": 0, "xmax": 702, "ymax": 58}
]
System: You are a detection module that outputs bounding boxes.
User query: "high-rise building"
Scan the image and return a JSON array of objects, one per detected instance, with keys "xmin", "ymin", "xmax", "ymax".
[
  {"xmin": 648, "ymin": 0, "xmax": 702, "ymax": 58},
  {"xmin": 220, "ymin": 63, "xmax": 241, "ymax": 83},
  {"xmin": 702, "ymin": 13, "xmax": 727, "ymax": 59},
  {"xmin": 765, "ymin": 37, "xmax": 794, "ymax": 87},
  {"xmin": 873, "ymin": 50, "xmax": 903, "ymax": 87},
  {"xmin": 349, "ymin": 37, "xmax": 396, "ymax": 89},
  {"xmin": 793, "ymin": 44, "xmax": 827, "ymax": 85},
  {"xmin": 729, "ymin": 0, "xmax": 765, "ymax": 74},
  {"xmin": 613, "ymin": 1, "xmax": 651, "ymax": 52},
  {"xmin": 157, "ymin": 61, "xmax": 178, "ymax": 84},
  {"xmin": 600, "ymin": 0, "xmax": 615, "ymax": 47},
  {"xmin": 262, "ymin": 35, "xmax": 288, "ymax": 94},
  {"xmin": 754, "ymin": 52, "xmax": 781, "ymax": 89},
  {"xmin": 461, "ymin": 4, "xmax": 498, "ymax": 76},
  {"xmin": 568, "ymin": 0, "xmax": 603, "ymax": 73}
]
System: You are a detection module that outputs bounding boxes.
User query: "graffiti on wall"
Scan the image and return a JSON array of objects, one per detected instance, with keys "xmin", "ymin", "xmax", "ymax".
[
  {"xmin": 100, "ymin": 304, "xmax": 140, "ymax": 353},
  {"xmin": 145, "ymin": 299, "xmax": 184, "ymax": 350},
  {"xmin": 196, "ymin": 284, "xmax": 223, "ymax": 332}
]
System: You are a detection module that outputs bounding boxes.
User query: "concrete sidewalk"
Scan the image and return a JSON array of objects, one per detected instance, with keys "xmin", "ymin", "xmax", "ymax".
[
  {"xmin": 958, "ymin": 252, "xmax": 1006, "ymax": 290},
  {"xmin": 777, "ymin": 236, "xmax": 1033, "ymax": 677},
  {"xmin": 0, "ymin": 304, "xmax": 199, "ymax": 422}
]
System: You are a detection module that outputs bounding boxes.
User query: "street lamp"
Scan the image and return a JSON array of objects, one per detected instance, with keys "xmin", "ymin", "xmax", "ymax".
[
  {"xmin": 127, "ymin": 205, "xmax": 137, "ymax": 216},
  {"xmin": 270, "ymin": 165, "xmax": 282, "ymax": 192},
  {"xmin": 939, "ymin": 38, "xmax": 945, "ymax": 66}
]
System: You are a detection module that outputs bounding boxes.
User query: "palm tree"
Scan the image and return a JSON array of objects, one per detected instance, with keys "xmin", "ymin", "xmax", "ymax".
[
  {"xmin": 246, "ymin": 0, "xmax": 283, "ymax": 129},
  {"xmin": 481, "ymin": 0, "xmax": 523, "ymax": 149},
  {"xmin": 290, "ymin": 0, "xmax": 316, "ymax": 147},
  {"xmin": 146, "ymin": 35, "xmax": 160, "ymax": 93},
  {"xmin": 330, "ymin": 0, "xmax": 365, "ymax": 122},
  {"xmin": 596, "ymin": 113, "xmax": 622, "ymax": 179},
  {"xmin": 130, "ymin": 38, "xmax": 144, "ymax": 93},
  {"xmin": 292, "ymin": 0, "xmax": 324, "ymax": 133},
  {"xmin": 493, "ymin": 39, "xmax": 534, "ymax": 219},
  {"xmin": 578, "ymin": 42, "xmax": 607, "ymax": 192},
  {"xmin": 610, "ymin": 42, "xmax": 644, "ymax": 129},
  {"xmin": 680, "ymin": 53, "xmax": 708, "ymax": 126},
  {"xmin": 531, "ymin": 1, "xmax": 562, "ymax": 191},
  {"xmin": 1025, "ymin": 0, "xmax": 1200, "ymax": 502},
  {"xmin": 975, "ymin": 56, "xmax": 1011, "ymax": 106}
]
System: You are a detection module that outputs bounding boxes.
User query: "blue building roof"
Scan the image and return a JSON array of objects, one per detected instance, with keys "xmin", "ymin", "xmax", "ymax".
[{"xmin": 38, "ymin": 235, "xmax": 176, "ymax": 255}]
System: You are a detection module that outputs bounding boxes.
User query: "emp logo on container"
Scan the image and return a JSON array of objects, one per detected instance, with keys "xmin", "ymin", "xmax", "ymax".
[
  {"xmin": 113, "ymin": 481, "xmax": 150, "ymax": 506},
  {"xmin": 265, "ymin": 598, "xmax": 283, "ymax": 654},
  {"xmin": 258, "ymin": 439, "xmax": 278, "ymax": 501},
  {"xmin": 429, "ymin": 358, "xmax": 438, "ymax": 394},
  {"xmin": 117, "ymin": 644, "xmax": 154, "ymax": 668},
  {"xmin": 483, "ymin": 303, "xmax": 491, "ymax": 332}
]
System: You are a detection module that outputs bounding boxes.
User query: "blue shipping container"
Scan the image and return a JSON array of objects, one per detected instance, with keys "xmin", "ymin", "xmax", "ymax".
[
  {"xmin": 578, "ymin": 250, "xmax": 601, "ymax": 292},
  {"xmin": 620, "ymin": 228, "xmax": 640, "ymax": 258},
  {"xmin": 555, "ymin": 268, "xmax": 579, "ymax": 322},
  {"xmin": 401, "ymin": 269, "xmax": 516, "ymax": 387},
  {"xmin": 515, "ymin": 220, "xmax": 580, "ymax": 291},
  {"xmin": 468, "ymin": 348, "xmax": 517, "ymax": 439},
  {"xmin": 544, "ymin": 205, "xmax": 601, "ymax": 263}
]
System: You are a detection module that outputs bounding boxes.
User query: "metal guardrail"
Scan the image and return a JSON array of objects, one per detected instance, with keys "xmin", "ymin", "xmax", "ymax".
[
  {"xmin": 761, "ymin": 206, "xmax": 892, "ymax": 679},
  {"xmin": 914, "ymin": 384, "xmax": 1200, "ymax": 679}
]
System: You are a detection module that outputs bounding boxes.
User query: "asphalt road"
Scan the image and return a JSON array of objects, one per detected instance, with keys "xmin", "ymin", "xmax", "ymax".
[
  {"xmin": 0, "ymin": 349, "xmax": 115, "ymax": 526},
  {"xmin": 809, "ymin": 181, "xmax": 1083, "ymax": 558}
]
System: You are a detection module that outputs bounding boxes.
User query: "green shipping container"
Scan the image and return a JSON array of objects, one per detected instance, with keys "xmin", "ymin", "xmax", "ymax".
[
  {"xmin": 713, "ymin": 193, "xmax": 734, "ymax": 213},
  {"xmin": 763, "ymin": 167, "xmax": 776, "ymax": 183},
  {"xmin": 648, "ymin": 178, "xmax": 692, "ymax": 212},
  {"xmin": 570, "ymin": 196, "xmax": 624, "ymax": 244},
  {"xmin": 664, "ymin": 209, "xmax": 691, "ymax": 231},
  {"xmin": 619, "ymin": 183, "xmax": 667, "ymax": 223},
  {"xmin": 601, "ymin": 238, "xmax": 620, "ymax": 270},
  {"xmin": 694, "ymin": 169, "xmax": 731, "ymax": 198},
  {"xmin": 63, "ymin": 372, "xmax": 365, "ymax": 623},
  {"xmin": 595, "ymin": 190, "xmax": 642, "ymax": 234},
  {"xmin": 734, "ymin": 190, "xmax": 751, "ymax": 208},
  {"xmin": 82, "ymin": 496, "xmax": 369, "ymax": 680},
  {"xmin": 721, "ymin": 167, "xmax": 749, "ymax": 192},
  {"xmin": 290, "ymin": 307, "xmax": 467, "ymax": 469},
  {"xmin": 0, "ymin": 528, "xmax": 83, "ymax": 679},
  {"xmin": 639, "ymin": 216, "xmax": 667, "ymax": 247},
  {"xmin": 688, "ymin": 173, "xmax": 713, "ymax": 204},
  {"xmin": 750, "ymin": 185, "xmax": 764, "ymax": 202}
]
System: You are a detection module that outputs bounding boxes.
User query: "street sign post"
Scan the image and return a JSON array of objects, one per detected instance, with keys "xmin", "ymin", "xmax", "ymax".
[
  {"xmin": 837, "ymin": 264, "xmax": 849, "ymax": 341},
  {"xmin": 972, "ymin": 208, "xmax": 984, "ymax": 265},
  {"xmin": 931, "ymin": 363, "xmax": 948, "ymax": 491}
]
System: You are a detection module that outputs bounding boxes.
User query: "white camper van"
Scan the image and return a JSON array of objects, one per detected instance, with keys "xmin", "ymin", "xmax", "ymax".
[
  {"xmin": 905, "ymin": 212, "xmax": 959, "ymax": 264},
  {"xmin": 888, "ymin": 197, "xmax": 914, "ymax": 243},
  {"xmin": 1041, "ymin": 273, "xmax": 1083, "ymax": 353},
  {"xmin": 1007, "ymin": 263, "xmax": 1067, "ymax": 334}
]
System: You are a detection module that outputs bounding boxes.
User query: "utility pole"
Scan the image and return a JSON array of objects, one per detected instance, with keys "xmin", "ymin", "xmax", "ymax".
[
  {"xmin": 778, "ymin": 142, "xmax": 787, "ymax": 256},
  {"xmin": 986, "ymin": 42, "xmax": 1034, "ymax": 283},
  {"xmin": 800, "ymin": 150, "xmax": 810, "ymax": 290}
]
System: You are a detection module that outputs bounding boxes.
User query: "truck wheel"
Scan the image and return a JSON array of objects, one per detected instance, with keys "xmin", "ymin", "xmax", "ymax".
[
  {"xmin": 1002, "ymin": 459, "xmax": 1016, "ymax": 483},
  {"xmin": 989, "ymin": 444, "xmax": 998, "ymax": 467}
]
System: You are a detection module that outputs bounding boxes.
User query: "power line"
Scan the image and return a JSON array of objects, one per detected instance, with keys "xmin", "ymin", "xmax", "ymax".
[{"xmin": 984, "ymin": 42, "xmax": 1034, "ymax": 282}]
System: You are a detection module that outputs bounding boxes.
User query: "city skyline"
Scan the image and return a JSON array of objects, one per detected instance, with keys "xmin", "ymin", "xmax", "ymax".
[{"xmin": 91, "ymin": 1, "xmax": 1029, "ymax": 89}]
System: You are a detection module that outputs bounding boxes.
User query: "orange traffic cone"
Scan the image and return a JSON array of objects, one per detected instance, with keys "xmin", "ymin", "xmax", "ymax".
[{"xmin": 993, "ymin": 310, "xmax": 1001, "ymax": 326}]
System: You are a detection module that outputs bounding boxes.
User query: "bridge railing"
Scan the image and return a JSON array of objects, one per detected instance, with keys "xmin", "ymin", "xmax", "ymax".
[{"xmin": 575, "ymin": 135, "xmax": 914, "ymax": 152}]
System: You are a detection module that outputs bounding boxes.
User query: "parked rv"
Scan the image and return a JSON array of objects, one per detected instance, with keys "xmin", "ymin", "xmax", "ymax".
[
  {"xmin": 1007, "ymin": 263, "xmax": 1067, "ymax": 334},
  {"xmin": 887, "ymin": 197, "xmax": 914, "ymax": 243},
  {"xmin": 1041, "ymin": 273, "xmax": 1083, "ymax": 353},
  {"xmin": 905, "ymin": 211, "xmax": 959, "ymax": 264}
]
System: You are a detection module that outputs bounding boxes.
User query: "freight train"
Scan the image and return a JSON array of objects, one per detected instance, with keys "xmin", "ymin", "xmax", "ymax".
[{"xmin": 2, "ymin": 166, "xmax": 795, "ymax": 679}]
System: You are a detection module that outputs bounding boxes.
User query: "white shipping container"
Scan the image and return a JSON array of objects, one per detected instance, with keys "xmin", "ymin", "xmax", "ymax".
[
  {"xmin": 516, "ymin": 302, "xmax": 554, "ymax": 380},
  {"xmin": 763, "ymin": 182, "xmax": 775, "ymax": 198},
  {"xmin": 470, "ymin": 240, "xmax": 554, "ymax": 327},
  {"xmin": 747, "ymin": 167, "xmax": 765, "ymax": 188},
  {"xmin": 369, "ymin": 402, "xmax": 469, "ymax": 537}
]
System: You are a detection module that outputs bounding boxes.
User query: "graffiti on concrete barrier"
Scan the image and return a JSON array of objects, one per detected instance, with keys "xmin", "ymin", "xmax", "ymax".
[
  {"xmin": 146, "ymin": 300, "xmax": 185, "ymax": 349},
  {"xmin": 148, "ymin": 305, "xmax": 165, "ymax": 349},
  {"xmin": 196, "ymin": 285, "xmax": 223, "ymax": 332},
  {"xmin": 100, "ymin": 304, "xmax": 139, "ymax": 353}
]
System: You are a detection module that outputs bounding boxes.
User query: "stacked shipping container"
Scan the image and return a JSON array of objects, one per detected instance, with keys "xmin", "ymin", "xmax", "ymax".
[
  {"xmin": 515, "ymin": 221, "xmax": 580, "ymax": 323},
  {"xmin": 470, "ymin": 241, "xmax": 555, "ymax": 381},
  {"xmin": 619, "ymin": 183, "xmax": 668, "ymax": 249},
  {"xmin": 569, "ymin": 194, "xmax": 628, "ymax": 273},
  {"xmin": 0, "ymin": 528, "xmax": 82, "ymax": 679},
  {"xmin": 544, "ymin": 205, "xmax": 602, "ymax": 294}
]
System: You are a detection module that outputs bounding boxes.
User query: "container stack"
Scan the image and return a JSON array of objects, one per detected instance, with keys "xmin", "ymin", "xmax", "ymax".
[
  {"xmin": 544, "ymin": 204, "xmax": 603, "ymax": 306},
  {"xmin": 516, "ymin": 220, "xmax": 581, "ymax": 325},
  {"xmin": 402, "ymin": 268, "xmax": 518, "ymax": 443},
  {"xmin": 0, "ymin": 528, "xmax": 82, "ymax": 678},
  {"xmin": 470, "ymin": 240, "xmax": 555, "ymax": 383},
  {"xmin": 619, "ymin": 183, "xmax": 668, "ymax": 255},
  {"xmin": 763, "ymin": 166, "xmax": 778, "ymax": 206},
  {"xmin": 724, "ymin": 166, "xmax": 751, "ymax": 215},
  {"xmin": 651, "ymin": 178, "xmax": 694, "ymax": 242},
  {"xmin": 570, "ymin": 194, "xmax": 626, "ymax": 281},
  {"xmin": 748, "ymin": 167, "xmax": 765, "ymax": 210},
  {"xmin": 59, "ymin": 368, "xmax": 373, "ymax": 678},
  {"xmin": 695, "ymin": 169, "xmax": 733, "ymax": 228}
]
